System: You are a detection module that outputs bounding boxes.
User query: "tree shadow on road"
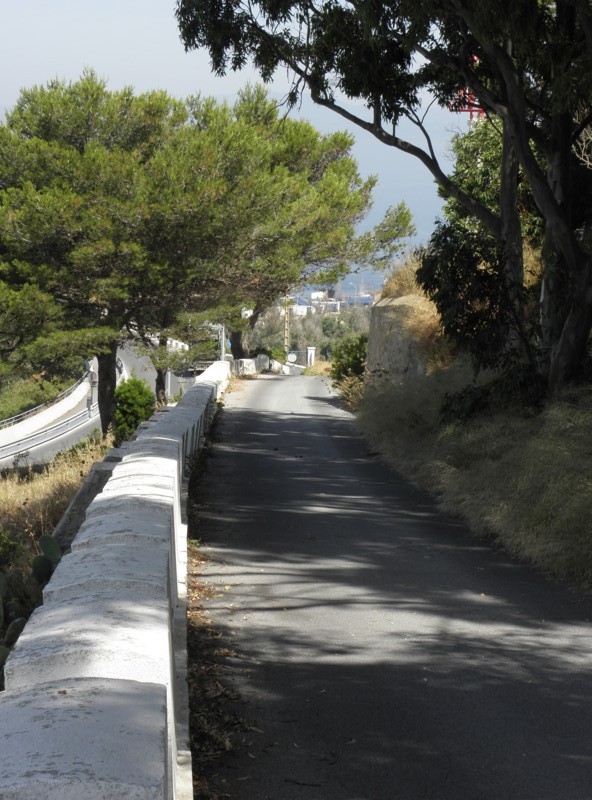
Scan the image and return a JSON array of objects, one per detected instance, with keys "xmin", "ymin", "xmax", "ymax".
[{"xmin": 187, "ymin": 403, "xmax": 592, "ymax": 800}]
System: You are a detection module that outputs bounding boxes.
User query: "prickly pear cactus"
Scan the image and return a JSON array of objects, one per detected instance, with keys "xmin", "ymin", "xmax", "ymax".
[
  {"xmin": 39, "ymin": 534, "xmax": 62, "ymax": 567},
  {"xmin": 0, "ymin": 536, "xmax": 63, "ymax": 685},
  {"xmin": 0, "ymin": 644, "xmax": 10, "ymax": 671},
  {"xmin": 0, "ymin": 571, "xmax": 6, "ymax": 633},
  {"xmin": 31, "ymin": 555, "xmax": 53, "ymax": 585}
]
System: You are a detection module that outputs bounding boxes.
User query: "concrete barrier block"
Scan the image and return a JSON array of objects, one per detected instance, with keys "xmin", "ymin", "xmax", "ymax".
[
  {"xmin": 255, "ymin": 354, "xmax": 270, "ymax": 371},
  {"xmin": 4, "ymin": 597, "xmax": 170, "ymax": 691},
  {"xmin": 86, "ymin": 493, "xmax": 174, "ymax": 513},
  {"xmin": 236, "ymin": 358, "xmax": 257, "ymax": 376},
  {"xmin": 43, "ymin": 544, "xmax": 170, "ymax": 605},
  {"xmin": 52, "ymin": 461, "xmax": 116, "ymax": 549},
  {"xmin": 100, "ymin": 477, "xmax": 177, "ymax": 501},
  {"xmin": 101, "ymin": 464, "xmax": 177, "ymax": 492},
  {"xmin": 120, "ymin": 438, "xmax": 181, "ymax": 461},
  {"xmin": 0, "ymin": 678, "xmax": 168, "ymax": 800},
  {"xmin": 72, "ymin": 507, "xmax": 172, "ymax": 551},
  {"xmin": 85, "ymin": 492, "xmax": 175, "ymax": 521},
  {"xmin": 109, "ymin": 458, "xmax": 178, "ymax": 479}
]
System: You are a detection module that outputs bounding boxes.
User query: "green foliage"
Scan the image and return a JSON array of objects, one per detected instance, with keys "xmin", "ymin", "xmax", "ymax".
[
  {"xmin": 176, "ymin": 0, "xmax": 592, "ymax": 391},
  {"xmin": 113, "ymin": 377, "xmax": 155, "ymax": 445},
  {"xmin": 443, "ymin": 120, "xmax": 542, "ymax": 245},
  {"xmin": 249, "ymin": 304, "xmax": 371, "ymax": 362},
  {"xmin": 15, "ymin": 328, "xmax": 116, "ymax": 381},
  {"xmin": 417, "ymin": 118, "xmax": 546, "ymax": 380},
  {"xmin": 0, "ymin": 280, "xmax": 63, "ymax": 361},
  {"xmin": 417, "ymin": 222, "xmax": 509, "ymax": 372},
  {"xmin": 0, "ymin": 530, "xmax": 21, "ymax": 573},
  {"xmin": 0, "ymin": 376, "xmax": 72, "ymax": 421},
  {"xmin": 330, "ymin": 332, "xmax": 368, "ymax": 382},
  {"xmin": 30, "ymin": 555, "xmax": 53, "ymax": 584},
  {"xmin": 0, "ymin": 73, "xmax": 409, "ymax": 426},
  {"xmin": 38, "ymin": 533, "xmax": 63, "ymax": 567}
]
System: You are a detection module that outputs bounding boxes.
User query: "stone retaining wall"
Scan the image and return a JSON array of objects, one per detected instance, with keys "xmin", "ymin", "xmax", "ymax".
[
  {"xmin": 0, "ymin": 360, "xmax": 233, "ymax": 800},
  {"xmin": 366, "ymin": 295, "xmax": 437, "ymax": 380}
]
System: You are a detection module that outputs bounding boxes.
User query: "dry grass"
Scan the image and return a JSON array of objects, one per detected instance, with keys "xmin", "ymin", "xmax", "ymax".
[
  {"xmin": 380, "ymin": 252, "xmax": 425, "ymax": 300},
  {"xmin": 304, "ymin": 358, "xmax": 332, "ymax": 376},
  {"xmin": 357, "ymin": 373, "xmax": 592, "ymax": 591},
  {"xmin": 337, "ymin": 373, "xmax": 366, "ymax": 411},
  {"xmin": 359, "ymin": 253, "xmax": 592, "ymax": 589},
  {"xmin": 0, "ymin": 432, "xmax": 112, "ymax": 572}
]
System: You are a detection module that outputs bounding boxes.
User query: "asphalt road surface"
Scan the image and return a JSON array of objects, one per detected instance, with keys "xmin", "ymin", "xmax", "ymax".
[{"xmin": 193, "ymin": 373, "xmax": 592, "ymax": 800}]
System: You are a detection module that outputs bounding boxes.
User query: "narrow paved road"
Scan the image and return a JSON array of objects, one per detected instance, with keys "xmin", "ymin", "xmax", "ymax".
[{"xmin": 193, "ymin": 373, "xmax": 592, "ymax": 800}]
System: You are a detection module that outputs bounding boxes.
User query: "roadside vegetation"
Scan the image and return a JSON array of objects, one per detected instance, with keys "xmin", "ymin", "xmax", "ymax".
[
  {"xmin": 0, "ymin": 72, "xmax": 412, "ymax": 430},
  {"xmin": 329, "ymin": 255, "xmax": 592, "ymax": 592},
  {"xmin": 0, "ymin": 433, "xmax": 111, "ymax": 573},
  {"xmin": 0, "ymin": 375, "xmax": 77, "ymax": 422},
  {"xmin": 357, "ymin": 365, "xmax": 592, "ymax": 592},
  {"xmin": 249, "ymin": 304, "xmax": 371, "ymax": 362},
  {"xmin": 178, "ymin": 0, "xmax": 592, "ymax": 584},
  {"xmin": 0, "ymin": 432, "xmax": 113, "ymax": 679}
]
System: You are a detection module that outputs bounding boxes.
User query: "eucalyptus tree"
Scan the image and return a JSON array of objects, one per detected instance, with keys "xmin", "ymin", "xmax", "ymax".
[
  {"xmin": 417, "ymin": 118, "xmax": 544, "ymax": 375},
  {"xmin": 176, "ymin": 0, "xmax": 592, "ymax": 392}
]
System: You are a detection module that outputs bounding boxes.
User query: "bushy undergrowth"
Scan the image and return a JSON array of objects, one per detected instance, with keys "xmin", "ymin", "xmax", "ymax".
[
  {"xmin": 357, "ymin": 371, "xmax": 592, "ymax": 591},
  {"xmin": 113, "ymin": 377, "xmax": 155, "ymax": 445},
  {"xmin": 0, "ymin": 376, "xmax": 73, "ymax": 421},
  {"xmin": 330, "ymin": 332, "xmax": 368, "ymax": 381},
  {"xmin": 381, "ymin": 252, "xmax": 424, "ymax": 299},
  {"xmin": 303, "ymin": 358, "xmax": 332, "ymax": 376},
  {"xmin": 0, "ymin": 432, "xmax": 113, "ymax": 678},
  {"xmin": 0, "ymin": 432, "xmax": 111, "ymax": 575},
  {"xmin": 337, "ymin": 374, "xmax": 366, "ymax": 411}
]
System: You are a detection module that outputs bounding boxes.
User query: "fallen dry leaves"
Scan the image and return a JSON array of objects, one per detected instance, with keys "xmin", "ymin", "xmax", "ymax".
[{"xmin": 186, "ymin": 541, "xmax": 250, "ymax": 799}]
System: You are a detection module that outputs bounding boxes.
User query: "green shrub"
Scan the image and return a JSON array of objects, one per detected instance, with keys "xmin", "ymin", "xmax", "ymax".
[
  {"xmin": 330, "ymin": 332, "xmax": 368, "ymax": 382},
  {"xmin": 113, "ymin": 377, "xmax": 155, "ymax": 445}
]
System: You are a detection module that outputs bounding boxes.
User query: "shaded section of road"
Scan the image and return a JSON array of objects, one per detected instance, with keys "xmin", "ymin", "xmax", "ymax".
[{"xmin": 191, "ymin": 374, "xmax": 592, "ymax": 800}]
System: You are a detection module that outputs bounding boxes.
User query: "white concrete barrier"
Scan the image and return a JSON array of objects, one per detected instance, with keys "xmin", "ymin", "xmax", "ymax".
[
  {"xmin": 0, "ymin": 361, "xmax": 238, "ymax": 800},
  {"xmin": 0, "ymin": 679, "xmax": 168, "ymax": 800},
  {"xmin": 236, "ymin": 354, "xmax": 270, "ymax": 376}
]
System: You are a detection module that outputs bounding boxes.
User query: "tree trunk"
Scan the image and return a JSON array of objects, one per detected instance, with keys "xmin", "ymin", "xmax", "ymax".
[
  {"xmin": 97, "ymin": 340, "xmax": 118, "ymax": 435},
  {"xmin": 539, "ymin": 110, "xmax": 574, "ymax": 366},
  {"xmin": 155, "ymin": 368, "xmax": 167, "ymax": 407},
  {"xmin": 499, "ymin": 109, "xmax": 527, "ymax": 359},
  {"xmin": 548, "ymin": 257, "xmax": 592, "ymax": 391},
  {"xmin": 155, "ymin": 335, "xmax": 167, "ymax": 406},
  {"xmin": 230, "ymin": 330, "xmax": 248, "ymax": 359}
]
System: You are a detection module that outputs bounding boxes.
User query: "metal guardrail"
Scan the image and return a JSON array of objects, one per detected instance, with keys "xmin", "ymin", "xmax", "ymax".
[{"xmin": 0, "ymin": 372, "xmax": 90, "ymax": 431}]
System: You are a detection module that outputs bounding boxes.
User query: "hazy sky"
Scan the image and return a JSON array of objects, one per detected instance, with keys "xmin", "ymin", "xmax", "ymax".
[{"xmin": 0, "ymin": 1, "xmax": 471, "ymax": 273}]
